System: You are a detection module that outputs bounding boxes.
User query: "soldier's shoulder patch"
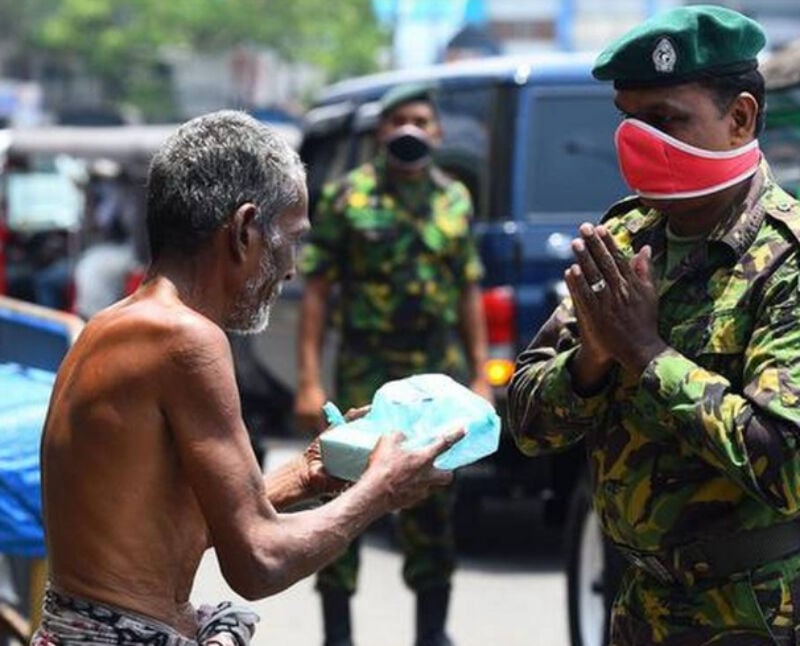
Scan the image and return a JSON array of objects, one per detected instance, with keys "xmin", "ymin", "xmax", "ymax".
[
  {"xmin": 445, "ymin": 176, "xmax": 471, "ymax": 202},
  {"xmin": 600, "ymin": 195, "xmax": 643, "ymax": 224},
  {"xmin": 431, "ymin": 167, "xmax": 474, "ymax": 200},
  {"xmin": 763, "ymin": 185, "xmax": 800, "ymax": 248},
  {"xmin": 346, "ymin": 161, "xmax": 379, "ymax": 187},
  {"xmin": 332, "ymin": 163, "xmax": 379, "ymax": 210},
  {"xmin": 431, "ymin": 166, "xmax": 454, "ymax": 187}
]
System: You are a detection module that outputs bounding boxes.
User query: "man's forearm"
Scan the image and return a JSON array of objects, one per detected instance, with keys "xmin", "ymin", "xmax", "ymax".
[
  {"xmin": 297, "ymin": 277, "xmax": 330, "ymax": 386},
  {"xmin": 640, "ymin": 346, "xmax": 800, "ymax": 514},
  {"xmin": 262, "ymin": 457, "xmax": 312, "ymax": 511},
  {"xmin": 458, "ymin": 283, "xmax": 488, "ymax": 377},
  {"xmin": 241, "ymin": 471, "xmax": 391, "ymax": 599},
  {"xmin": 507, "ymin": 306, "xmax": 608, "ymax": 454}
]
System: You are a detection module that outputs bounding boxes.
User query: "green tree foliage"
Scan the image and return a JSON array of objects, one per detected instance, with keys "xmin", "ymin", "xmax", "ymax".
[{"xmin": 0, "ymin": 0, "xmax": 387, "ymax": 118}]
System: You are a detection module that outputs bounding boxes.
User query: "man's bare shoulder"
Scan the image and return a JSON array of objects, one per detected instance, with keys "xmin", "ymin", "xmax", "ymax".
[
  {"xmin": 51, "ymin": 286, "xmax": 236, "ymax": 434},
  {"xmin": 89, "ymin": 288, "xmax": 230, "ymax": 362}
]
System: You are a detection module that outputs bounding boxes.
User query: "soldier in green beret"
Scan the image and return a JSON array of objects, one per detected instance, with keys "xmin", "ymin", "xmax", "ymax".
[
  {"xmin": 507, "ymin": 5, "xmax": 800, "ymax": 644},
  {"xmin": 295, "ymin": 83, "xmax": 491, "ymax": 646}
]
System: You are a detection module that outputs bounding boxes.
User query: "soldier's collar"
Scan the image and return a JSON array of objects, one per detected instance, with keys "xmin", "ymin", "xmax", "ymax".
[
  {"xmin": 429, "ymin": 166, "xmax": 452, "ymax": 190},
  {"xmin": 375, "ymin": 152, "xmax": 439, "ymax": 192},
  {"xmin": 706, "ymin": 161, "xmax": 768, "ymax": 262},
  {"xmin": 622, "ymin": 162, "xmax": 769, "ymax": 264}
]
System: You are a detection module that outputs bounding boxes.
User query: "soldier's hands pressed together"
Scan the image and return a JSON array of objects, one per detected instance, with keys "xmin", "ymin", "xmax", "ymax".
[{"xmin": 565, "ymin": 223, "xmax": 666, "ymax": 388}]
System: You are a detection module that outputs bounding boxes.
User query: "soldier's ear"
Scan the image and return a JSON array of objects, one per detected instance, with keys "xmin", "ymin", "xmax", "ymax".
[
  {"xmin": 728, "ymin": 92, "xmax": 758, "ymax": 145},
  {"xmin": 229, "ymin": 202, "xmax": 259, "ymax": 262}
]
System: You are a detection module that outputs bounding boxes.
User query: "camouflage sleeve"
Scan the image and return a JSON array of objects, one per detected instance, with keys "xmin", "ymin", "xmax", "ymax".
[
  {"xmin": 298, "ymin": 180, "xmax": 346, "ymax": 282},
  {"xmin": 507, "ymin": 297, "xmax": 611, "ymax": 457},
  {"xmin": 640, "ymin": 258, "xmax": 800, "ymax": 514},
  {"xmin": 446, "ymin": 182, "xmax": 484, "ymax": 285}
]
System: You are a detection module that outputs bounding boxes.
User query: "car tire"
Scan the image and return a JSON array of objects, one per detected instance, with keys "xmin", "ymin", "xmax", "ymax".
[{"xmin": 565, "ymin": 474, "xmax": 625, "ymax": 646}]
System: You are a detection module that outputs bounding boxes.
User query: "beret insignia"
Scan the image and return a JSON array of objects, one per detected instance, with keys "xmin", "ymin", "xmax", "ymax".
[{"xmin": 652, "ymin": 36, "xmax": 677, "ymax": 74}]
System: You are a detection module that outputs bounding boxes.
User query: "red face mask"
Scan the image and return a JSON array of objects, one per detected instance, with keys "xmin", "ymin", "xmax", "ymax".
[{"xmin": 614, "ymin": 118, "xmax": 761, "ymax": 200}]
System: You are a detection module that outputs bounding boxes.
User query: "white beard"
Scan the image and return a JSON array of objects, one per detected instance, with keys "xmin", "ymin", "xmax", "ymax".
[
  {"xmin": 230, "ymin": 301, "xmax": 272, "ymax": 336},
  {"xmin": 226, "ymin": 250, "xmax": 279, "ymax": 335}
]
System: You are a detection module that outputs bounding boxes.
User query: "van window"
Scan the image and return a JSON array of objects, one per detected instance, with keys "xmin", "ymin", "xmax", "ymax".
[
  {"xmin": 354, "ymin": 129, "xmax": 379, "ymax": 166},
  {"xmin": 435, "ymin": 86, "xmax": 493, "ymax": 216},
  {"xmin": 524, "ymin": 88, "xmax": 627, "ymax": 220},
  {"xmin": 300, "ymin": 132, "xmax": 353, "ymax": 214}
]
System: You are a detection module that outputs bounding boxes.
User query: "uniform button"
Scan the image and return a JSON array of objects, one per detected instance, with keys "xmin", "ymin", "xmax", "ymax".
[
  {"xmin": 693, "ymin": 562, "xmax": 711, "ymax": 576},
  {"xmin": 778, "ymin": 203, "xmax": 792, "ymax": 212}
]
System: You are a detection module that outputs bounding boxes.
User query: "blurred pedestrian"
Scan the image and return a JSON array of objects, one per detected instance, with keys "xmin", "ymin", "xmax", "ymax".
[
  {"xmin": 507, "ymin": 6, "xmax": 800, "ymax": 645},
  {"xmin": 73, "ymin": 159, "xmax": 139, "ymax": 318},
  {"xmin": 295, "ymin": 83, "xmax": 491, "ymax": 646}
]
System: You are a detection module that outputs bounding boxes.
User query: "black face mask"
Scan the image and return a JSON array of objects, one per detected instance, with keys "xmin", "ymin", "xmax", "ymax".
[{"xmin": 385, "ymin": 125, "xmax": 432, "ymax": 170}]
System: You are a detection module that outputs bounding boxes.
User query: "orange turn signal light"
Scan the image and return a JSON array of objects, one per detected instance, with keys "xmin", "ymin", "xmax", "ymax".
[{"xmin": 484, "ymin": 358, "xmax": 514, "ymax": 387}]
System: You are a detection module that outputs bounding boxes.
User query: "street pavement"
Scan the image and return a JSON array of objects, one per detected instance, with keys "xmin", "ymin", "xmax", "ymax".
[{"xmin": 190, "ymin": 439, "xmax": 570, "ymax": 646}]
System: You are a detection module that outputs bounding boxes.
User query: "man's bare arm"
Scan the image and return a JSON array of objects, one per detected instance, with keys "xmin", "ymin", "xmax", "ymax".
[
  {"xmin": 261, "ymin": 437, "xmax": 347, "ymax": 511},
  {"xmin": 164, "ymin": 317, "xmax": 459, "ymax": 600},
  {"xmin": 261, "ymin": 457, "xmax": 311, "ymax": 511},
  {"xmin": 458, "ymin": 282, "xmax": 491, "ymax": 399},
  {"xmin": 295, "ymin": 275, "xmax": 331, "ymax": 432}
]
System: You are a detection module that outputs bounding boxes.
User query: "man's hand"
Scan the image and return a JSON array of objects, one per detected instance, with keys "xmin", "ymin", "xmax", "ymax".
[
  {"xmin": 565, "ymin": 223, "xmax": 666, "ymax": 377},
  {"xmin": 302, "ymin": 405, "xmax": 371, "ymax": 497},
  {"xmin": 363, "ymin": 427, "xmax": 465, "ymax": 511},
  {"xmin": 301, "ymin": 437, "xmax": 349, "ymax": 497},
  {"xmin": 294, "ymin": 382, "xmax": 327, "ymax": 433}
]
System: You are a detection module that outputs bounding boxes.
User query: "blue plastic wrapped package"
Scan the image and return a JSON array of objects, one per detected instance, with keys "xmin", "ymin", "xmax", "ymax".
[{"xmin": 319, "ymin": 373, "xmax": 501, "ymax": 482}]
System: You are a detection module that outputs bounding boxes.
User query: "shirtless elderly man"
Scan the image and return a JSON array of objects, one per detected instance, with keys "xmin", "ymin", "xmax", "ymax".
[{"xmin": 34, "ymin": 110, "xmax": 462, "ymax": 646}]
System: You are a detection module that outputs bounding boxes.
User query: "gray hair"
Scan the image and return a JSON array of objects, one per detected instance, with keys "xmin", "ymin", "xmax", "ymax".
[{"xmin": 146, "ymin": 110, "xmax": 305, "ymax": 260}]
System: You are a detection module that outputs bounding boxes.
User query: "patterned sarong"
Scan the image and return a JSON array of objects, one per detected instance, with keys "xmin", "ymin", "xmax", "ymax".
[{"xmin": 30, "ymin": 586, "xmax": 260, "ymax": 646}]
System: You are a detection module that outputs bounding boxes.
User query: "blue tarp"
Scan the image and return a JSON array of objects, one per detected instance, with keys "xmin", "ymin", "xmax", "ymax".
[{"xmin": 0, "ymin": 362, "xmax": 54, "ymax": 557}]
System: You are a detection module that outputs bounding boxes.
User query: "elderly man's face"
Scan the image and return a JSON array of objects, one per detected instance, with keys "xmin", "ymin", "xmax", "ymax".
[{"xmin": 226, "ymin": 185, "xmax": 309, "ymax": 335}]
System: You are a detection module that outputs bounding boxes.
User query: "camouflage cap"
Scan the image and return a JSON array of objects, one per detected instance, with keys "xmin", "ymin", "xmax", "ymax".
[
  {"xmin": 379, "ymin": 82, "xmax": 437, "ymax": 117},
  {"xmin": 592, "ymin": 4, "xmax": 766, "ymax": 88}
]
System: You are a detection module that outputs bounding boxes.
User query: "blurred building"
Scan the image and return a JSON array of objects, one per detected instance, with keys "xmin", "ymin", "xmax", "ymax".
[
  {"xmin": 443, "ymin": 24, "xmax": 501, "ymax": 63},
  {"xmin": 161, "ymin": 46, "xmax": 321, "ymax": 121},
  {"xmin": 0, "ymin": 43, "xmax": 317, "ymax": 126},
  {"xmin": 0, "ymin": 79, "xmax": 45, "ymax": 127},
  {"xmin": 375, "ymin": 0, "xmax": 800, "ymax": 68}
]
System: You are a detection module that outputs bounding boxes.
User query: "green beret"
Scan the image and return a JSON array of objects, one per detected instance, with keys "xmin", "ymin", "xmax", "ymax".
[
  {"xmin": 592, "ymin": 4, "xmax": 766, "ymax": 88},
  {"xmin": 379, "ymin": 82, "xmax": 437, "ymax": 117}
]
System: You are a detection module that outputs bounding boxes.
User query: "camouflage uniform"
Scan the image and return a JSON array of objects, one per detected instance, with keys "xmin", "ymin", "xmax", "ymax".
[
  {"xmin": 300, "ymin": 154, "xmax": 483, "ymax": 594},
  {"xmin": 507, "ymin": 163, "xmax": 800, "ymax": 645}
]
